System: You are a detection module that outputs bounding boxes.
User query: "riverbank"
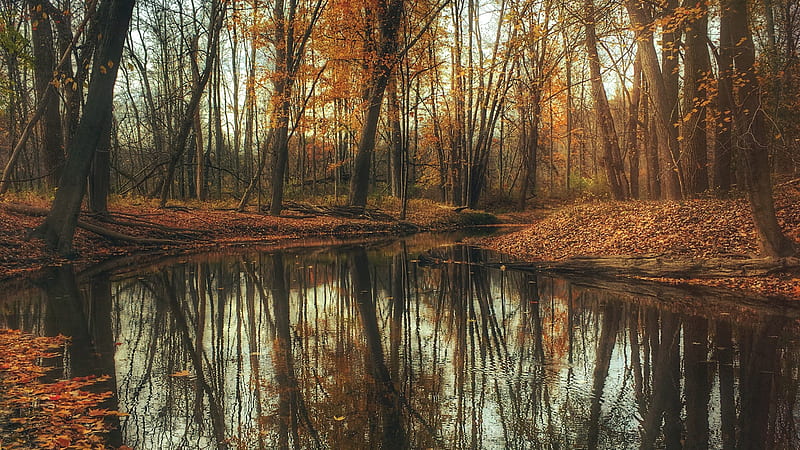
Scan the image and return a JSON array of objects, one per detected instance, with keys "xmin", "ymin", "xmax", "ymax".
[
  {"xmin": 477, "ymin": 182, "xmax": 800, "ymax": 300},
  {"xmin": 3, "ymin": 187, "xmax": 800, "ymax": 301},
  {"xmin": 0, "ymin": 196, "xmax": 495, "ymax": 281}
]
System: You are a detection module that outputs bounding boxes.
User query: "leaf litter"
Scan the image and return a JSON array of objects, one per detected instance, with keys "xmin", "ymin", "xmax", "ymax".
[{"xmin": 480, "ymin": 185, "xmax": 800, "ymax": 300}]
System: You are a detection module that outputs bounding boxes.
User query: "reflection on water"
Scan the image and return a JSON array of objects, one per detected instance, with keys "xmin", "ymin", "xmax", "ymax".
[{"xmin": 1, "ymin": 240, "xmax": 799, "ymax": 449}]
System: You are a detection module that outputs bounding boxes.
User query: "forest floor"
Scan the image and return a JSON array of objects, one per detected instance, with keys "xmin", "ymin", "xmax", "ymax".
[
  {"xmin": 0, "ymin": 195, "xmax": 496, "ymax": 281},
  {"xmin": 1, "ymin": 184, "xmax": 799, "ymax": 301},
  {"xmin": 480, "ymin": 180, "xmax": 800, "ymax": 301}
]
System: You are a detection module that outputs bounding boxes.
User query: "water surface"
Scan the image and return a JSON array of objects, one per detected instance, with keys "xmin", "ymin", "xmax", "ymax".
[{"xmin": 1, "ymin": 237, "xmax": 799, "ymax": 449}]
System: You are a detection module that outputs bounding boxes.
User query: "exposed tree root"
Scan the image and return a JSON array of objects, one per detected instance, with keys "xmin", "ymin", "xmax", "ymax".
[
  {"xmin": 4, "ymin": 204, "xmax": 186, "ymax": 245},
  {"xmin": 91, "ymin": 212, "xmax": 203, "ymax": 237},
  {"xmin": 74, "ymin": 220, "xmax": 180, "ymax": 245}
]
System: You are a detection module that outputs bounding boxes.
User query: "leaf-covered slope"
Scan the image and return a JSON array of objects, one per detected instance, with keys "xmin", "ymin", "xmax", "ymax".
[
  {"xmin": 485, "ymin": 186, "xmax": 799, "ymax": 261},
  {"xmin": 480, "ymin": 185, "xmax": 800, "ymax": 299}
]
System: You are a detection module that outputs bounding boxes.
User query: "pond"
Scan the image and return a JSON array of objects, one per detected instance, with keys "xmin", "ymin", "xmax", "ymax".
[{"xmin": 1, "ymin": 235, "xmax": 799, "ymax": 449}]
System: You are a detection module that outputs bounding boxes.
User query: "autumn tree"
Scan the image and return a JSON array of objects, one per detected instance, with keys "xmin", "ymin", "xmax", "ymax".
[
  {"xmin": 724, "ymin": 0, "xmax": 796, "ymax": 257},
  {"xmin": 157, "ymin": 0, "xmax": 226, "ymax": 206},
  {"xmin": 0, "ymin": 4, "xmax": 30, "ymax": 189},
  {"xmin": 713, "ymin": 0, "xmax": 735, "ymax": 194},
  {"xmin": 585, "ymin": 0, "xmax": 628, "ymax": 200},
  {"xmin": 626, "ymin": 0, "xmax": 682, "ymax": 200},
  {"xmin": 681, "ymin": 0, "xmax": 710, "ymax": 195},
  {"xmin": 508, "ymin": 0, "xmax": 563, "ymax": 208},
  {"xmin": 348, "ymin": 0, "xmax": 404, "ymax": 209},
  {"xmin": 626, "ymin": 52, "xmax": 642, "ymax": 198},
  {"xmin": 757, "ymin": 0, "xmax": 800, "ymax": 177},
  {"xmin": 0, "ymin": 1, "xmax": 98, "ymax": 195},
  {"xmin": 385, "ymin": 0, "xmax": 446, "ymax": 215},
  {"xmin": 435, "ymin": 0, "xmax": 516, "ymax": 208},
  {"xmin": 28, "ymin": 0, "xmax": 64, "ymax": 187},
  {"xmin": 266, "ymin": 0, "xmax": 326, "ymax": 216},
  {"xmin": 32, "ymin": 0, "xmax": 135, "ymax": 255}
]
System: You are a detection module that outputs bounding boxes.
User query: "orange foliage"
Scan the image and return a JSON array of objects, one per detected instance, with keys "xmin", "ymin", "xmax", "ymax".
[{"xmin": 0, "ymin": 329, "xmax": 122, "ymax": 449}]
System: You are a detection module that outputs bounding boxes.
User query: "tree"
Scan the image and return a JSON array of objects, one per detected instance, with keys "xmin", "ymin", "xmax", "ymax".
[
  {"xmin": 510, "ymin": 0, "xmax": 561, "ymax": 208},
  {"xmin": 31, "ymin": 0, "xmax": 135, "ymax": 255},
  {"xmin": 267, "ymin": 0, "xmax": 326, "ymax": 216},
  {"xmin": 626, "ymin": 0, "xmax": 682, "ymax": 199},
  {"xmin": 712, "ymin": 0, "xmax": 735, "ymax": 194},
  {"xmin": 0, "ymin": 0, "xmax": 96, "ymax": 195},
  {"xmin": 626, "ymin": 52, "xmax": 642, "ymax": 198},
  {"xmin": 157, "ymin": 0, "xmax": 226, "ymax": 207},
  {"xmin": 585, "ymin": 0, "xmax": 628, "ymax": 200},
  {"xmin": 681, "ymin": 0, "xmax": 710, "ymax": 195},
  {"xmin": 348, "ymin": 0, "xmax": 403, "ymax": 210},
  {"xmin": 725, "ymin": 0, "xmax": 796, "ymax": 257},
  {"xmin": 28, "ymin": 0, "xmax": 64, "ymax": 187}
]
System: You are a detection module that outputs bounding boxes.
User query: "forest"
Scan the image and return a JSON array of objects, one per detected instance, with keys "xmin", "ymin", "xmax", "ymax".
[
  {"xmin": 0, "ymin": 0, "xmax": 797, "ymax": 257},
  {"xmin": 2, "ymin": 1, "xmax": 800, "ymax": 447}
]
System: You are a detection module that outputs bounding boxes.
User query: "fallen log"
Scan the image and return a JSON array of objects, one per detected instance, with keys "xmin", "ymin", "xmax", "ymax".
[{"xmin": 278, "ymin": 201, "xmax": 396, "ymax": 221}]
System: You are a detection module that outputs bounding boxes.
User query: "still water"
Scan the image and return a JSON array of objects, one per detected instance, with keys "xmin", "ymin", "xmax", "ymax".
[{"xmin": 1, "ymin": 236, "xmax": 799, "ymax": 449}]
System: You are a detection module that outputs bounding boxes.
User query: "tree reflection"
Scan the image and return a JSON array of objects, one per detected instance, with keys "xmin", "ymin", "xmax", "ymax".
[
  {"xmin": 737, "ymin": 318, "xmax": 780, "ymax": 449},
  {"xmin": 684, "ymin": 315, "xmax": 710, "ymax": 449},
  {"xmin": 351, "ymin": 246, "xmax": 406, "ymax": 449},
  {"xmin": 1, "ymin": 244, "xmax": 799, "ymax": 449}
]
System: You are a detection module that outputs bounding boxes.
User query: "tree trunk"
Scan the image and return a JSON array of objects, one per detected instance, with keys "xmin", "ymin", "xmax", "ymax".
[
  {"xmin": 645, "ymin": 93, "xmax": 661, "ymax": 199},
  {"xmin": 88, "ymin": 117, "xmax": 113, "ymax": 215},
  {"xmin": 268, "ymin": 93, "xmax": 291, "ymax": 215},
  {"xmin": 662, "ymin": 0, "xmax": 683, "ymax": 197},
  {"xmin": 627, "ymin": 52, "xmax": 642, "ymax": 198},
  {"xmin": 40, "ymin": 1, "xmax": 83, "ymax": 151},
  {"xmin": 388, "ymin": 74, "xmax": 403, "ymax": 197},
  {"xmin": 29, "ymin": 0, "xmax": 64, "ymax": 187},
  {"xmin": 585, "ymin": 0, "xmax": 628, "ymax": 200},
  {"xmin": 268, "ymin": 0, "xmax": 325, "ymax": 215},
  {"xmin": 31, "ymin": 0, "xmax": 135, "ymax": 255},
  {"xmin": 626, "ymin": 0, "xmax": 682, "ymax": 199},
  {"xmin": 565, "ymin": 47, "xmax": 573, "ymax": 192},
  {"xmin": 682, "ymin": 0, "xmax": 710, "ymax": 195},
  {"xmin": 348, "ymin": 0, "xmax": 403, "ymax": 209},
  {"xmin": 449, "ymin": 1, "xmax": 466, "ymax": 206},
  {"xmin": 727, "ymin": 0, "xmax": 796, "ymax": 257},
  {"xmin": 517, "ymin": 90, "xmax": 540, "ymax": 209},
  {"xmin": 243, "ymin": 8, "xmax": 258, "ymax": 189},
  {"xmin": 237, "ymin": 130, "xmax": 274, "ymax": 211},
  {"xmin": 268, "ymin": 0, "xmax": 293, "ymax": 216},
  {"xmin": 212, "ymin": 56, "xmax": 224, "ymax": 198},
  {"xmin": 713, "ymin": 0, "xmax": 735, "ymax": 194},
  {"xmin": 158, "ymin": 2, "xmax": 225, "ymax": 206},
  {"xmin": 190, "ymin": 36, "xmax": 207, "ymax": 201}
]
